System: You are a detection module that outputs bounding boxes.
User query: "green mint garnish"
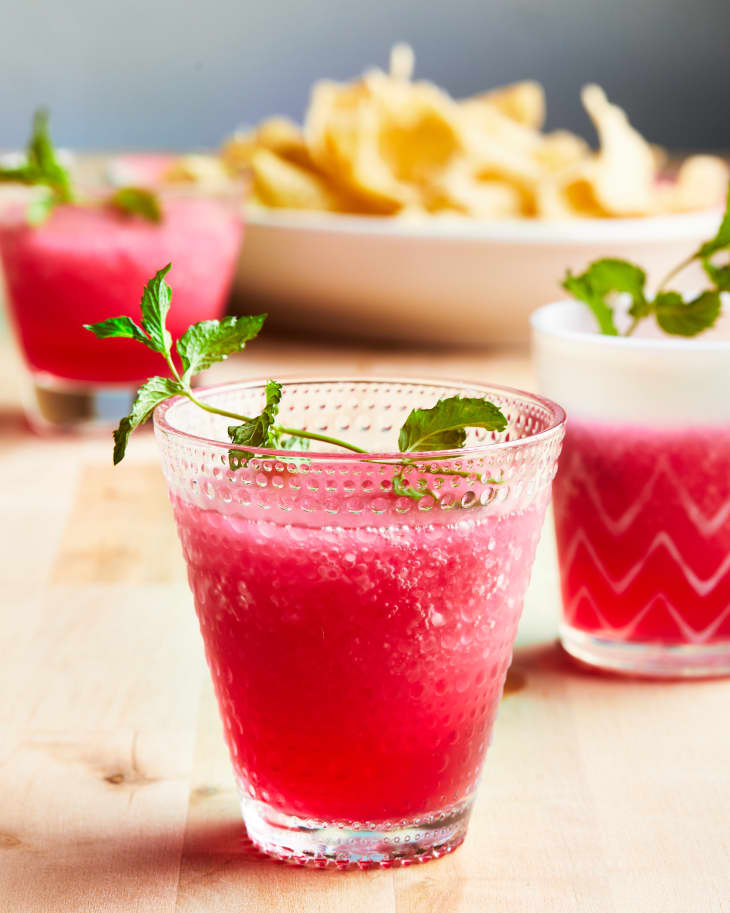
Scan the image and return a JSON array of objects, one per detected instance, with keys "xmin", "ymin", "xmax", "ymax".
[
  {"xmin": 26, "ymin": 193, "xmax": 58, "ymax": 227},
  {"xmin": 228, "ymin": 379, "xmax": 283, "ymax": 469},
  {"xmin": 562, "ymin": 259, "xmax": 648, "ymax": 337},
  {"xmin": 113, "ymin": 376, "xmax": 185, "ymax": 465},
  {"xmin": 108, "ymin": 186, "xmax": 163, "ymax": 223},
  {"xmin": 563, "ymin": 182, "xmax": 729, "ymax": 337},
  {"xmin": 85, "ymin": 265, "xmax": 508, "ymax": 486},
  {"xmin": 1, "ymin": 110, "xmax": 162, "ymax": 225},
  {"xmin": 139, "ymin": 264, "xmax": 174, "ymax": 354},
  {"xmin": 0, "ymin": 109, "xmax": 73, "ymax": 224},
  {"xmin": 81, "ymin": 314, "xmax": 155, "ymax": 348},
  {"xmin": 85, "ymin": 263, "xmax": 267, "ymax": 463},
  {"xmin": 393, "ymin": 396, "xmax": 507, "ymax": 499},
  {"xmin": 177, "ymin": 314, "xmax": 266, "ymax": 383},
  {"xmin": 702, "ymin": 259, "xmax": 730, "ymax": 293},
  {"xmin": 653, "ymin": 290, "xmax": 722, "ymax": 337},
  {"xmin": 398, "ymin": 396, "xmax": 508, "ymax": 452},
  {"xmin": 696, "ymin": 185, "xmax": 730, "ymax": 261},
  {"xmin": 696, "ymin": 185, "xmax": 730, "ymax": 291}
]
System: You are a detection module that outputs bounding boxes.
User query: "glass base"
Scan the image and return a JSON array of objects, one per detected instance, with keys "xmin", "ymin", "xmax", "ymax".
[
  {"xmin": 561, "ymin": 624, "xmax": 730, "ymax": 678},
  {"xmin": 240, "ymin": 796, "xmax": 473, "ymax": 869},
  {"xmin": 24, "ymin": 373, "xmax": 137, "ymax": 434}
]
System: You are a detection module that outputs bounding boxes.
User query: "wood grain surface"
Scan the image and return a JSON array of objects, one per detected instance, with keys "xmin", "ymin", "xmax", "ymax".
[{"xmin": 1, "ymin": 334, "xmax": 728, "ymax": 913}]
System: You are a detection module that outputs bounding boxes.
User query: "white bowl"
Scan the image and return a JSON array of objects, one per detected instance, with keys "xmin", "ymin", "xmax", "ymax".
[{"xmin": 235, "ymin": 207, "xmax": 723, "ymax": 347}]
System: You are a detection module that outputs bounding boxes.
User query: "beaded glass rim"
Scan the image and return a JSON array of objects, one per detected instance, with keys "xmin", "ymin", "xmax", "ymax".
[{"xmin": 154, "ymin": 376, "xmax": 566, "ymax": 462}]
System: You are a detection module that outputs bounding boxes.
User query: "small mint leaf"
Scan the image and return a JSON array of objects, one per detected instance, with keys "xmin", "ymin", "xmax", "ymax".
[
  {"xmin": 112, "ymin": 376, "xmax": 183, "ymax": 464},
  {"xmin": 108, "ymin": 186, "xmax": 162, "ymax": 223},
  {"xmin": 563, "ymin": 259, "xmax": 648, "ymax": 334},
  {"xmin": 398, "ymin": 395, "xmax": 507, "ymax": 453},
  {"xmin": 26, "ymin": 109, "xmax": 73, "ymax": 203},
  {"xmin": 227, "ymin": 379, "xmax": 282, "ymax": 469},
  {"xmin": 26, "ymin": 192, "xmax": 56, "ymax": 226},
  {"xmin": 696, "ymin": 184, "xmax": 730, "ymax": 260},
  {"xmin": 177, "ymin": 313, "xmax": 266, "ymax": 380},
  {"xmin": 654, "ymin": 290, "xmax": 721, "ymax": 337},
  {"xmin": 562, "ymin": 273, "xmax": 618, "ymax": 336},
  {"xmin": 84, "ymin": 315, "xmax": 156, "ymax": 349},
  {"xmin": 139, "ymin": 264, "xmax": 173, "ymax": 355},
  {"xmin": 702, "ymin": 255, "xmax": 730, "ymax": 292},
  {"xmin": 0, "ymin": 110, "xmax": 73, "ymax": 222},
  {"xmin": 0, "ymin": 165, "xmax": 31, "ymax": 183}
]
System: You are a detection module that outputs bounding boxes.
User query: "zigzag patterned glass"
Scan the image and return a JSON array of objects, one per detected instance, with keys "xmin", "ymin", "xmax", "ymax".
[
  {"xmin": 154, "ymin": 378, "xmax": 564, "ymax": 867},
  {"xmin": 533, "ymin": 301, "xmax": 730, "ymax": 677}
]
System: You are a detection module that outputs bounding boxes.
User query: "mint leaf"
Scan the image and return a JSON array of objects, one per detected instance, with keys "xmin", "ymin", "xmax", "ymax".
[
  {"xmin": 139, "ymin": 264, "xmax": 173, "ymax": 355},
  {"xmin": 227, "ymin": 379, "xmax": 282, "ymax": 469},
  {"xmin": 562, "ymin": 273, "xmax": 618, "ymax": 336},
  {"xmin": 398, "ymin": 395, "xmax": 507, "ymax": 452},
  {"xmin": 26, "ymin": 192, "xmax": 56, "ymax": 227},
  {"xmin": 86, "ymin": 264, "xmax": 174, "ymax": 357},
  {"xmin": 113, "ymin": 376, "xmax": 183, "ymax": 464},
  {"xmin": 0, "ymin": 110, "xmax": 72, "ymax": 198},
  {"xmin": 26, "ymin": 109, "xmax": 73, "ymax": 202},
  {"xmin": 84, "ymin": 315, "xmax": 156, "ymax": 350},
  {"xmin": 654, "ymin": 291, "xmax": 721, "ymax": 337},
  {"xmin": 0, "ymin": 110, "xmax": 73, "ymax": 224},
  {"xmin": 696, "ymin": 184, "xmax": 730, "ymax": 260},
  {"xmin": 563, "ymin": 259, "xmax": 648, "ymax": 335},
  {"xmin": 177, "ymin": 314, "xmax": 266, "ymax": 381},
  {"xmin": 108, "ymin": 186, "xmax": 162, "ymax": 223},
  {"xmin": 702, "ymin": 258, "xmax": 730, "ymax": 292}
]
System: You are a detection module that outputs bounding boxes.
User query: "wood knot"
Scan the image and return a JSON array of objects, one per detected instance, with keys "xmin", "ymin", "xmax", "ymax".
[
  {"xmin": 104, "ymin": 773, "xmax": 126, "ymax": 785},
  {"xmin": 103, "ymin": 771, "xmax": 157, "ymax": 787},
  {"xmin": 190, "ymin": 785, "xmax": 221, "ymax": 803},
  {"xmin": 0, "ymin": 833, "xmax": 22, "ymax": 849}
]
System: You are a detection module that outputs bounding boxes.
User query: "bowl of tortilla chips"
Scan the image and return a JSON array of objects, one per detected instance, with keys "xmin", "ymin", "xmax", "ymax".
[{"xmin": 187, "ymin": 46, "xmax": 730, "ymax": 345}]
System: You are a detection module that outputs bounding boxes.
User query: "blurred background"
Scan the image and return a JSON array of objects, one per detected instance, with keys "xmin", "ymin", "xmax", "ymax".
[{"xmin": 2, "ymin": 0, "xmax": 730, "ymax": 151}]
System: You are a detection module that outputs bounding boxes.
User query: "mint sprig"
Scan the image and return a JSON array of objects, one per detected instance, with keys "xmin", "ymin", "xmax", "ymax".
[
  {"xmin": 398, "ymin": 396, "xmax": 507, "ymax": 451},
  {"xmin": 228, "ymin": 379, "xmax": 282, "ymax": 469},
  {"xmin": 114, "ymin": 376, "xmax": 184, "ymax": 464},
  {"xmin": 0, "ymin": 109, "xmax": 73, "ymax": 223},
  {"xmin": 697, "ymin": 185, "xmax": 730, "ymax": 292},
  {"xmin": 85, "ymin": 265, "xmax": 508, "ymax": 483},
  {"xmin": 1, "ymin": 110, "xmax": 162, "ymax": 225},
  {"xmin": 85, "ymin": 263, "xmax": 268, "ymax": 463},
  {"xmin": 563, "ymin": 183, "xmax": 729, "ymax": 337},
  {"xmin": 178, "ymin": 314, "xmax": 266, "ymax": 383},
  {"xmin": 108, "ymin": 186, "xmax": 163, "ymax": 223}
]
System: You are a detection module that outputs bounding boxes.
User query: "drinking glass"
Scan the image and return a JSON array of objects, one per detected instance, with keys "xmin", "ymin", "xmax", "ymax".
[
  {"xmin": 0, "ymin": 178, "xmax": 243, "ymax": 433},
  {"xmin": 533, "ymin": 300, "xmax": 730, "ymax": 677},
  {"xmin": 154, "ymin": 377, "xmax": 564, "ymax": 866}
]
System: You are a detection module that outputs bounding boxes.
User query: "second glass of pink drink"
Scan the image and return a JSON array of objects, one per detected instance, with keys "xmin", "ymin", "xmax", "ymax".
[
  {"xmin": 0, "ymin": 178, "xmax": 243, "ymax": 431},
  {"xmin": 154, "ymin": 378, "xmax": 564, "ymax": 866},
  {"xmin": 533, "ymin": 301, "xmax": 730, "ymax": 677}
]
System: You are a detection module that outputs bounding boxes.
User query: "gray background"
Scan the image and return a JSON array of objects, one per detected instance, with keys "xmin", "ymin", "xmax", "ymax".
[{"xmin": 1, "ymin": 0, "xmax": 728, "ymax": 152}]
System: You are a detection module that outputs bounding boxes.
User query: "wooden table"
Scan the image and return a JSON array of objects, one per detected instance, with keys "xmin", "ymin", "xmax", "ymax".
[{"xmin": 1, "ymin": 334, "xmax": 729, "ymax": 913}]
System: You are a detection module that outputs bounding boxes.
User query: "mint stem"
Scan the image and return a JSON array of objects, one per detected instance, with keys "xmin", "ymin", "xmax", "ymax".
[
  {"xmin": 184, "ymin": 389, "xmax": 368, "ymax": 454},
  {"xmin": 185, "ymin": 391, "xmax": 488, "ymax": 462},
  {"xmin": 656, "ymin": 253, "xmax": 696, "ymax": 293},
  {"xmin": 274, "ymin": 425, "xmax": 368, "ymax": 453}
]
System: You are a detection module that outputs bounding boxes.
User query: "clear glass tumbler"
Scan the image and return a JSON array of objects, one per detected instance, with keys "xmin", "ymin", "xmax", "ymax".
[
  {"xmin": 0, "ymin": 178, "xmax": 243, "ymax": 433},
  {"xmin": 154, "ymin": 378, "xmax": 564, "ymax": 867},
  {"xmin": 533, "ymin": 300, "xmax": 730, "ymax": 677}
]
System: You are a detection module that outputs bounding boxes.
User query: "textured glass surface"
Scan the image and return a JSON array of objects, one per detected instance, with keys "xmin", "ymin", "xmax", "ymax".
[{"xmin": 155, "ymin": 378, "xmax": 564, "ymax": 865}]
